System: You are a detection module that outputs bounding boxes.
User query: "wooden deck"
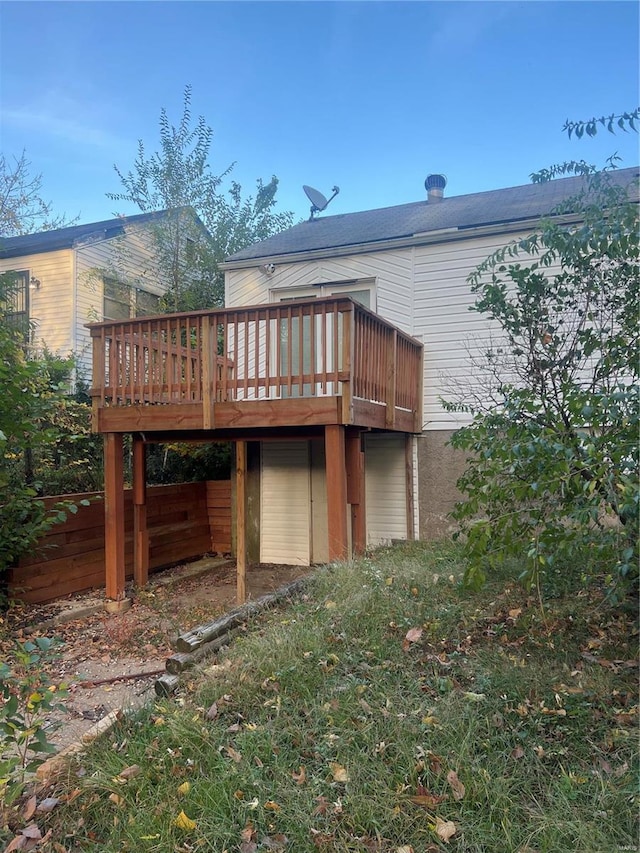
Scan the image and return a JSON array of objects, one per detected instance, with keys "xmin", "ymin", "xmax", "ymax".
[
  {"xmin": 89, "ymin": 297, "xmax": 423, "ymax": 603},
  {"xmin": 89, "ymin": 296, "xmax": 423, "ymax": 436}
]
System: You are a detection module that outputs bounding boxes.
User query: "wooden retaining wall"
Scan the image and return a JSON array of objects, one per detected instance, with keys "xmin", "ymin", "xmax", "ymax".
[{"xmin": 8, "ymin": 480, "xmax": 232, "ymax": 604}]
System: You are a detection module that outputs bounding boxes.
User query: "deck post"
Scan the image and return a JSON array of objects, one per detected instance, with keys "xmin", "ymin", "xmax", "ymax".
[
  {"xmin": 133, "ymin": 435, "xmax": 149, "ymax": 587},
  {"xmin": 325, "ymin": 425, "xmax": 349, "ymax": 561},
  {"xmin": 104, "ymin": 432, "xmax": 125, "ymax": 600},
  {"xmin": 236, "ymin": 441, "xmax": 247, "ymax": 604},
  {"xmin": 346, "ymin": 429, "xmax": 366, "ymax": 555}
]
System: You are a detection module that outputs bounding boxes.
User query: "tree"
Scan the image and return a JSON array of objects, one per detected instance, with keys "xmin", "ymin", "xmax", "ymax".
[
  {"xmin": 0, "ymin": 151, "xmax": 76, "ymax": 237},
  {"xmin": 109, "ymin": 86, "xmax": 293, "ymax": 311},
  {"xmin": 0, "ymin": 275, "xmax": 89, "ymax": 586},
  {"xmin": 445, "ymin": 156, "xmax": 639, "ymax": 597}
]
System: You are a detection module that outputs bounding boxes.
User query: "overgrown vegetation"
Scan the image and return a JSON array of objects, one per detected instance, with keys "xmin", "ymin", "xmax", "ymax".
[
  {"xmin": 0, "ymin": 637, "xmax": 67, "ymax": 808},
  {"xmin": 445, "ymin": 159, "xmax": 639, "ymax": 597},
  {"xmin": 0, "ymin": 275, "xmax": 91, "ymax": 582},
  {"xmin": 19, "ymin": 544, "xmax": 638, "ymax": 851}
]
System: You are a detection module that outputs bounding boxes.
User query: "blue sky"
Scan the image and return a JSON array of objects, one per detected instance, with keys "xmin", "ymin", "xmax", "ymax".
[{"xmin": 1, "ymin": 1, "xmax": 638, "ymax": 226}]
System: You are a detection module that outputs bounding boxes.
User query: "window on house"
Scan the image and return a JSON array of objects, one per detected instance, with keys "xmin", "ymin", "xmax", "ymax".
[
  {"xmin": 103, "ymin": 278, "xmax": 131, "ymax": 321},
  {"xmin": 1, "ymin": 270, "xmax": 30, "ymax": 340},
  {"xmin": 103, "ymin": 277, "xmax": 161, "ymax": 320},
  {"xmin": 135, "ymin": 288, "xmax": 161, "ymax": 316},
  {"xmin": 271, "ymin": 280, "xmax": 375, "ymax": 396}
]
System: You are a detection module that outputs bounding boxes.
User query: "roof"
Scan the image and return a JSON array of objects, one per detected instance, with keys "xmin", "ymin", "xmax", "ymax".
[
  {"xmin": 0, "ymin": 208, "xmax": 204, "ymax": 259},
  {"xmin": 224, "ymin": 167, "xmax": 640, "ymax": 264}
]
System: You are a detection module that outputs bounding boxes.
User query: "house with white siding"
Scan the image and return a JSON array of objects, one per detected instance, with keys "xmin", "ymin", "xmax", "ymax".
[
  {"xmin": 0, "ymin": 210, "xmax": 189, "ymax": 383},
  {"xmin": 220, "ymin": 167, "xmax": 640, "ymax": 551},
  {"xmin": 85, "ymin": 167, "xmax": 638, "ymax": 602}
]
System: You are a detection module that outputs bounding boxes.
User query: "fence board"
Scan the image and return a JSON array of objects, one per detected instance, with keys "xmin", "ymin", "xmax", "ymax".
[{"xmin": 8, "ymin": 480, "xmax": 232, "ymax": 604}]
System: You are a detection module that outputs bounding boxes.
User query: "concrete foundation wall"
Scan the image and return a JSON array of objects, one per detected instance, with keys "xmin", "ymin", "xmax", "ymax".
[{"xmin": 417, "ymin": 430, "xmax": 468, "ymax": 540}]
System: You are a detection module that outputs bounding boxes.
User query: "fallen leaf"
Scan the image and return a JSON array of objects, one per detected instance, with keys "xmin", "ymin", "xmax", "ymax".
[
  {"xmin": 36, "ymin": 796, "xmax": 60, "ymax": 813},
  {"xmin": 177, "ymin": 781, "xmax": 191, "ymax": 797},
  {"xmin": 174, "ymin": 810, "xmax": 197, "ymax": 831},
  {"xmin": 118, "ymin": 764, "xmax": 140, "ymax": 780},
  {"xmin": 405, "ymin": 627, "xmax": 423, "ymax": 644},
  {"xmin": 409, "ymin": 790, "xmax": 446, "ymax": 808},
  {"xmin": 397, "ymin": 847, "xmax": 414, "ymax": 853},
  {"xmin": 329, "ymin": 761, "xmax": 349, "ymax": 783},
  {"xmin": 446, "ymin": 770, "xmax": 465, "ymax": 801},
  {"xmin": 20, "ymin": 825, "xmax": 42, "ymax": 841},
  {"xmin": 292, "ymin": 766, "xmax": 306, "ymax": 785},
  {"xmin": 313, "ymin": 796, "xmax": 330, "ymax": 815},
  {"xmin": 428, "ymin": 752, "xmax": 443, "ymax": 775},
  {"xmin": 3, "ymin": 836, "xmax": 27, "ymax": 851},
  {"xmin": 225, "ymin": 745, "xmax": 242, "ymax": 763},
  {"xmin": 511, "ymin": 745, "xmax": 525, "ymax": 760},
  {"xmin": 434, "ymin": 816, "xmax": 457, "ymax": 843},
  {"xmin": 108, "ymin": 793, "xmax": 125, "ymax": 806},
  {"xmin": 206, "ymin": 702, "xmax": 218, "ymax": 720},
  {"xmin": 241, "ymin": 824, "xmax": 255, "ymax": 843},
  {"xmin": 263, "ymin": 800, "xmax": 281, "ymax": 811},
  {"xmin": 508, "ymin": 608, "xmax": 522, "ymax": 619},
  {"xmin": 22, "ymin": 795, "xmax": 37, "ymax": 822}
]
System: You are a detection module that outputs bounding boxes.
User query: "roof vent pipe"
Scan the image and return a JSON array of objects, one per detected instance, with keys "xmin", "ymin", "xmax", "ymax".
[{"xmin": 425, "ymin": 173, "xmax": 447, "ymax": 203}]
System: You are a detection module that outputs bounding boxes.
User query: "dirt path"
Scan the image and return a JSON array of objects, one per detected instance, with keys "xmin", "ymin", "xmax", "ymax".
[{"xmin": 4, "ymin": 558, "xmax": 308, "ymax": 754}]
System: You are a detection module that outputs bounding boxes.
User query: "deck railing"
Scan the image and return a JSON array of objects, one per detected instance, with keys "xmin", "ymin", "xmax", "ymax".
[{"xmin": 89, "ymin": 296, "xmax": 423, "ymax": 428}]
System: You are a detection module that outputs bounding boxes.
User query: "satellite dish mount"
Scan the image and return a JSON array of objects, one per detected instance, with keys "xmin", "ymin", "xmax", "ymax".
[{"xmin": 303, "ymin": 184, "xmax": 340, "ymax": 220}]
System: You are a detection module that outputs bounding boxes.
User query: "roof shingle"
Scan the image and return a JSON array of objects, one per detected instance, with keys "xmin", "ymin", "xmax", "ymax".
[{"xmin": 225, "ymin": 167, "xmax": 639, "ymax": 263}]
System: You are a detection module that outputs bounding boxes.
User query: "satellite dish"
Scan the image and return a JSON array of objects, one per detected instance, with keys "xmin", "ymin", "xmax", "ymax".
[{"xmin": 303, "ymin": 184, "xmax": 340, "ymax": 220}]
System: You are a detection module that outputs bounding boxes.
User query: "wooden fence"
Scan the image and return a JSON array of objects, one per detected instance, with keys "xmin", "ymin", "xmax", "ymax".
[{"xmin": 8, "ymin": 480, "xmax": 232, "ymax": 604}]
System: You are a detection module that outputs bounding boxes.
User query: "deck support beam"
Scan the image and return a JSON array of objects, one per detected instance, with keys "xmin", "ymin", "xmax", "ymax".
[
  {"xmin": 236, "ymin": 441, "xmax": 247, "ymax": 604},
  {"xmin": 104, "ymin": 432, "xmax": 125, "ymax": 600},
  {"xmin": 133, "ymin": 435, "xmax": 149, "ymax": 587},
  {"xmin": 346, "ymin": 429, "xmax": 366, "ymax": 555},
  {"xmin": 325, "ymin": 425, "xmax": 349, "ymax": 561}
]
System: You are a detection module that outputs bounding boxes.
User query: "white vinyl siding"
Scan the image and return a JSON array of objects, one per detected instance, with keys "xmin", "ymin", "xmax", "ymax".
[
  {"xmin": 75, "ymin": 224, "xmax": 165, "ymax": 377},
  {"xmin": 365, "ymin": 434, "xmax": 407, "ymax": 546},
  {"xmin": 225, "ymin": 227, "xmax": 562, "ymax": 430},
  {"xmin": 260, "ymin": 441, "xmax": 310, "ymax": 565},
  {"xmin": 226, "ymin": 250, "xmax": 413, "ymax": 335},
  {"xmin": 310, "ymin": 439, "xmax": 329, "ymax": 564},
  {"xmin": 0, "ymin": 249, "xmax": 74, "ymax": 359}
]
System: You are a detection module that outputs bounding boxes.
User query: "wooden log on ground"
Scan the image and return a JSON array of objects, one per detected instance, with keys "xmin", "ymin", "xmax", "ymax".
[
  {"xmin": 155, "ymin": 674, "xmax": 180, "ymax": 697},
  {"xmin": 165, "ymin": 633, "xmax": 232, "ymax": 674},
  {"xmin": 174, "ymin": 576, "xmax": 308, "ymax": 654}
]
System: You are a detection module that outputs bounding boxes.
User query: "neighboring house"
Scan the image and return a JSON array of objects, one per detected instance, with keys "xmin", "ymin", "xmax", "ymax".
[
  {"xmin": 220, "ymin": 166, "xmax": 640, "ymax": 544},
  {"xmin": 87, "ymin": 167, "xmax": 638, "ymax": 601},
  {"xmin": 0, "ymin": 209, "xmax": 191, "ymax": 382}
]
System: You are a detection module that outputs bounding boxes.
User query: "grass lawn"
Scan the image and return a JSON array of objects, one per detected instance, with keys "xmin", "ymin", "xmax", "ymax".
[{"xmin": 16, "ymin": 543, "xmax": 639, "ymax": 851}]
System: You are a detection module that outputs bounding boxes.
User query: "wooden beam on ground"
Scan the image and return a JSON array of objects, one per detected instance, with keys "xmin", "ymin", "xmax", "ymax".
[
  {"xmin": 104, "ymin": 433, "xmax": 125, "ymax": 600},
  {"xmin": 325, "ymin": 425, "xmax": 348, "ymax": 561},
  {"xmin": 346, "ymin": 429, "xmax": 366, "ymax": 555},
  {"xmin": 133, "ymin": 435, "xmax": 149, "ymax": 587},
  {"xmin": 236, "ymin": 441, "xmax": 247, "ymax": 604}
]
